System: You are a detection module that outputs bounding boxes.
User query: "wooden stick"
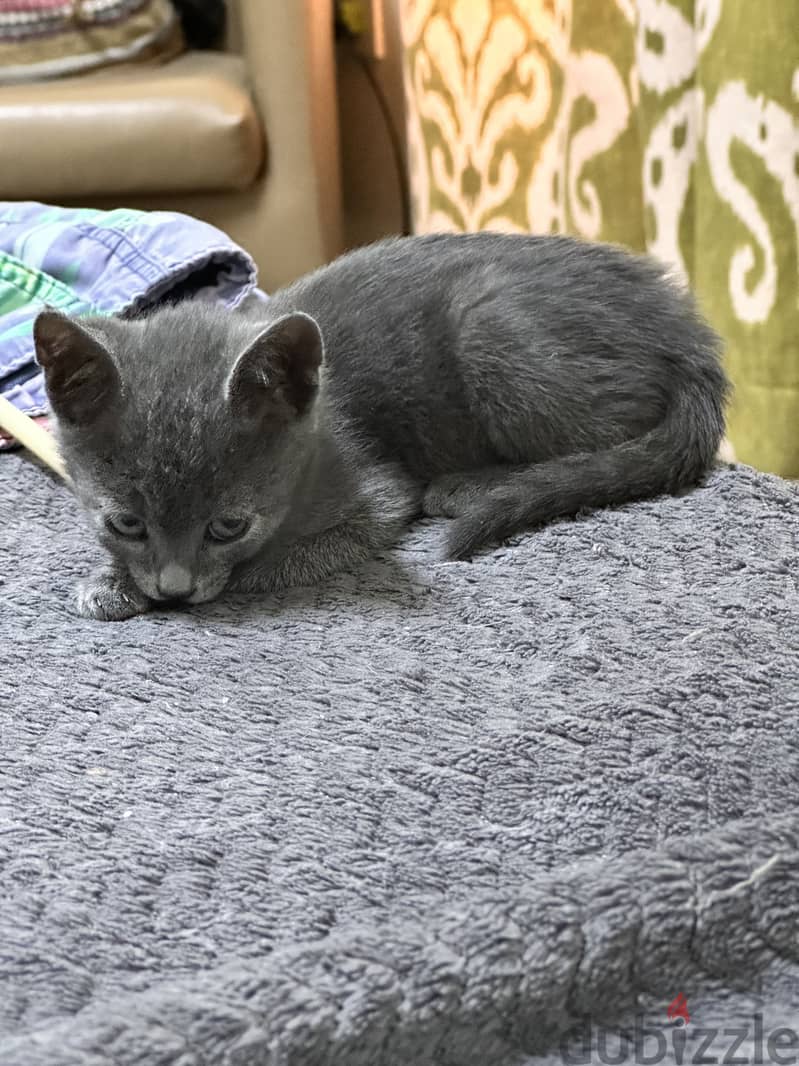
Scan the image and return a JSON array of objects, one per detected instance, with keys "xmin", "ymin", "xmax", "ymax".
[{"xmin": 0, "ymin": 396, "xmax": 72, "ymax": 486}]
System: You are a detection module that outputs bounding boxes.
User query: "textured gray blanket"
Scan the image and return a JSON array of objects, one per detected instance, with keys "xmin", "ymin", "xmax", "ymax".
[{"xmin": 1, "ymin": 454, "xmax": 798, "ymax": 1066}]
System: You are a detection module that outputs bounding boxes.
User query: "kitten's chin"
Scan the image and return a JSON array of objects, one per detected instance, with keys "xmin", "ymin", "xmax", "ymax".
[{"xmin": 186, "ymin": 584, "xmax": 227, "ymax": 606}]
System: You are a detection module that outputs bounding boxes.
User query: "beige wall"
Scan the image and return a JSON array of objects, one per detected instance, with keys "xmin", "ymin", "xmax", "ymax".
[{"xmin": 336, "ymin": 0, "xmax": 407, "ymax": 249}]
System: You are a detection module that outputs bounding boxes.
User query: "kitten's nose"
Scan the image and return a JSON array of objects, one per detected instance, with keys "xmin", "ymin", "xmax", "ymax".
[{"xmin": 156, "ymin": 564, "xmax": 195, "ymax": 601}]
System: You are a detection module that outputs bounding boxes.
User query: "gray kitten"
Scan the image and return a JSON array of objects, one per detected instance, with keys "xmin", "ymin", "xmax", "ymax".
[{"xmin": 34, "ymin": 233, "xmax": 729, "ymax": 621}]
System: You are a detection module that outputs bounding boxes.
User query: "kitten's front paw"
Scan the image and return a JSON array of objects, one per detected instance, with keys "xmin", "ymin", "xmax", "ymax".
[{"xmin": 77, "ymin": 571, "xmax": 151, "ymax": 621}]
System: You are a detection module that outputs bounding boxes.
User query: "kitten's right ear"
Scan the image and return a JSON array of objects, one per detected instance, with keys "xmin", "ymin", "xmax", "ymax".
[{"xmin": 34, "ymin": 310, "xmax": 120, "ymax": 425}]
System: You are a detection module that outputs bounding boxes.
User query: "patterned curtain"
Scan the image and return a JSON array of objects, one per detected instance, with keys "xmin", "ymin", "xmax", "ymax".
[{"xmin": 401, "ymin": 0, "xmax": 799, "ymax": 476}]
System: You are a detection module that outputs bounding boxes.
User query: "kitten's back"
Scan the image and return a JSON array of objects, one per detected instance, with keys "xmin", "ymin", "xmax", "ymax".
[{"xmin": 264, "ymin": 233, "xmax": 726, "ymax": 484}]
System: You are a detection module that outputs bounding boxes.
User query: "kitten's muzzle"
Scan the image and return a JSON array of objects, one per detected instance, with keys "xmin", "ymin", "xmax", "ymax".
[{"xmin": 156, "ymin": 564, "xmax": 196, "ymax": 602}]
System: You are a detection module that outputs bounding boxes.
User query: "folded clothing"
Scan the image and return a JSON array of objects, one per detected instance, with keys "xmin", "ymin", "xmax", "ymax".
[{"xmin": 0, "ymin": 200, "xmax": 265, "ymax": 440}]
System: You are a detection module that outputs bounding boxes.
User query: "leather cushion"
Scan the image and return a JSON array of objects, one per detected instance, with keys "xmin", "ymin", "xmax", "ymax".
[{"xmin": 0, "ymin": 52, "xmax": 265, "ymax": 198}]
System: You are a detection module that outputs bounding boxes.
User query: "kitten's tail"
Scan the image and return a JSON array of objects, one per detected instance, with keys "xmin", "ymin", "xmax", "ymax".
[{"xmin": 446, "ymin": 363, "xmax": 730, "ymax": 560}]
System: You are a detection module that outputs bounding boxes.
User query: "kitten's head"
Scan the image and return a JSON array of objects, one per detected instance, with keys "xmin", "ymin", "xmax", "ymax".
[{"xmin": 34, "ymin": 302, "xmax": 324, "ymax": 605}]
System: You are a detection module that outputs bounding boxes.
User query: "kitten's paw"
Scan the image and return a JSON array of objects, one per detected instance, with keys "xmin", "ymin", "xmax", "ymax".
[
  {"xmin": 445, "ymin": 515, "xmax": 490, "ymax": 561},
  {"xmin": 77, "ymin": 571, "xmax": 151, "ymax": 621},
  {"xmin": 423, "ymin": 475, "xmax": 475, "ymax": 518}
]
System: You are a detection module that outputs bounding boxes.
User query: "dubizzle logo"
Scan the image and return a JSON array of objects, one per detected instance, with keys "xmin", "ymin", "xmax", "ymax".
[
  {"xmin": 667, "ymin": 993, "xmax": 690, "ymax": 1026},
  {"xmin": 561, "ymin": 992, "xmax": 799, "ymax": 1065}
]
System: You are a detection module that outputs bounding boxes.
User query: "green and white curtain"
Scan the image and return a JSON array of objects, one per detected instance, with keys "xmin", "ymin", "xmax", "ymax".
[{"xmin": 402, "ymin": 0, "xmax": 799, "ymax": 476}]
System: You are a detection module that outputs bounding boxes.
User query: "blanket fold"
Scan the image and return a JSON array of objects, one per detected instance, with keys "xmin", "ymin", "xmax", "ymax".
[{"xmin": 1, "ymin": 815, "xmax": 797, "ymax": 1065}]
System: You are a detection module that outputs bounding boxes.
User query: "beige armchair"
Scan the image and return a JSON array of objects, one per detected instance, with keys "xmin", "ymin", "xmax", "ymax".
[{"xmin": 0, "ymin": 0, "xmax": 342, "ymax": 291}]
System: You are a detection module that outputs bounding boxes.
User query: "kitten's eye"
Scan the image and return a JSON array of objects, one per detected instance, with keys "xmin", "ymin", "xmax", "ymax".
[
  {"xmin": 207, "ymin": 517, "xmax": 249, "ymax": 543},
  {"xmin": 106, "ymin": 513, "xmax": 147, "ymax": 539}
]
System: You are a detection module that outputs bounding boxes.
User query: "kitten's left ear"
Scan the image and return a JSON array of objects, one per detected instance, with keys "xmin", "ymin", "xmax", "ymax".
[
  {"xmin": 226, "ymin": 313, "xmax": 324, "ymax": 421},
  {"xmin": 34, "ymin": 309, "xmax": 120, "ymax": 425}
]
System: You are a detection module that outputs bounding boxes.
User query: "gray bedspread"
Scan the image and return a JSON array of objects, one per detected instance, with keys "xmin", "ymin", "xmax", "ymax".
[{"xmin": 1, "ymin": 454, "xmax": 798, "ymax": 1065}]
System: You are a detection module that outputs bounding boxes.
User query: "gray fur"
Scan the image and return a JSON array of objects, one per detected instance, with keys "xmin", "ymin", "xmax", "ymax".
[{"xmin": 34, "ymin": 233, "xmax": 729, "ymax": 619}]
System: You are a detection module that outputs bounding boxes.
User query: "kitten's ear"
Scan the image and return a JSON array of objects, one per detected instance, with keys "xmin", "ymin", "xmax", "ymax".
[
  {"xmin": 226, "ymin": 313, "xmax": 324, "ymax": 421},
  {"xmin": 34, "ymin": 310, "xmax": 120, "ymax": 425}
]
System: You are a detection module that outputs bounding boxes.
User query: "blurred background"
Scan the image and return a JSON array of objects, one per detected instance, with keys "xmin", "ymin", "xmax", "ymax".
[{"xmin": 0, "ymin": 0, "xmax": 796, "ymax": 476}]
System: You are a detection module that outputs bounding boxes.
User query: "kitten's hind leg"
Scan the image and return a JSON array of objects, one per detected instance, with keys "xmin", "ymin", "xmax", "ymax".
[
  {"xmin": 77, "ymin": 565, "xmax": 152, "ymax": 621},
  {"xmin": 423, "ymin": 465, "xmax": 522, "ymax": 518}
]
